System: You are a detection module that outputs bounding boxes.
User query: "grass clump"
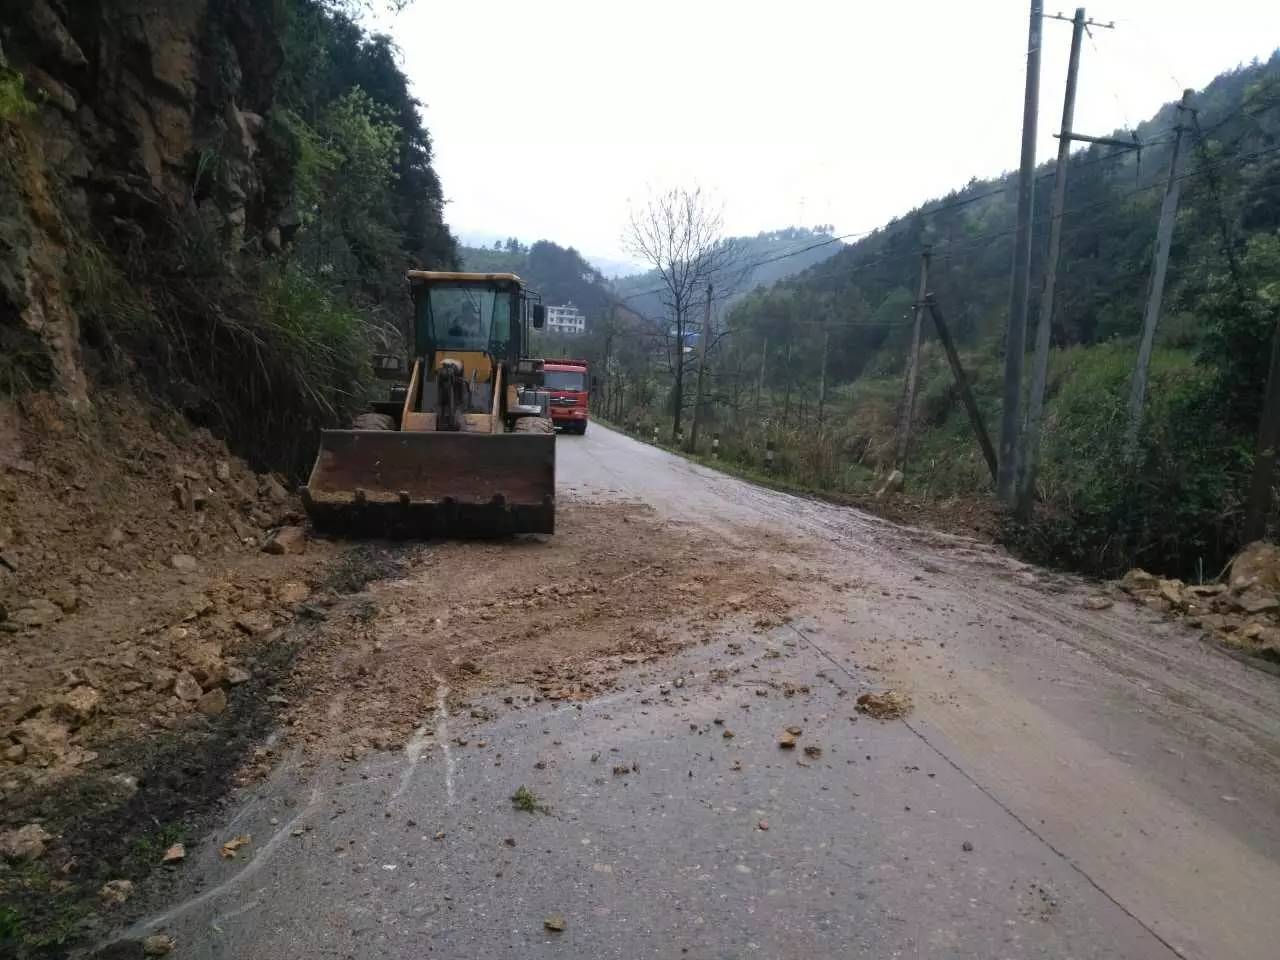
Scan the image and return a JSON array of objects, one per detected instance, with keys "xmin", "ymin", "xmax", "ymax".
[{"xmin": 511, "ymin": 785, "xmax": 548, "ymax": 813}]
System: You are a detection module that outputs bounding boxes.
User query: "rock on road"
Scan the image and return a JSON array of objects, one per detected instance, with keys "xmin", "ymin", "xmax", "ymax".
[{"xmin": 108, "ymin": 424, "xmax": 1280, "ymax": 960}]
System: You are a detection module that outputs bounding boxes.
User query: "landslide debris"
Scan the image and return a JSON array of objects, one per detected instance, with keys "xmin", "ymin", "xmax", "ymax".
[{"xmin": 1118, "ymin": 542, "xmax": 1280, "ymax": 662}]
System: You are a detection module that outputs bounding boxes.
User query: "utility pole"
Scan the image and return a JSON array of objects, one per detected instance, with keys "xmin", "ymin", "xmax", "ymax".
[
  {"xmin": 1245, "ymin": 319, "xmax": 1280, "ymax": 542},
  {"xmin": 817, "ymin": 322, "xmax": 830, "ymax": 426},
  {"xmin": 756, "ymin": 337, "xmax": 768, "ymax": 418},
  {"xmin": 1017, "ymin": 8, "xmax": 1085, "ymax": 517},
  {"xmin": 998, "ymin": 0, "xmax": 1044, "ymax": 503},
  {"xmin": 1125, "ymin": 88, "xmax": 1194, "ymax": 459},
  {"xmin": 894, "ymin": 247, "xmax": 932, "ymax": 469},
  {"xmin": 689, "ymin": 282, "xmax": 713, "ymax": 452}
]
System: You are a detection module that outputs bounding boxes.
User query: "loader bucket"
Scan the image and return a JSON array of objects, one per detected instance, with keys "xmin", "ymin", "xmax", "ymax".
[{"xmin": 301, "ymin": 429, "xmax": 555, "ymax": 538}]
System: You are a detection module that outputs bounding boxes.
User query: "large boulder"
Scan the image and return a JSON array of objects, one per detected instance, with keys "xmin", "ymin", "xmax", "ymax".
[{"xmin": 1229, "ymin": 541, "xmax": 1280, "ymax": 594}]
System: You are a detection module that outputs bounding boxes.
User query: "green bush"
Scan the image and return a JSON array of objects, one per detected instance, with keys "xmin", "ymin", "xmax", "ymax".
[
  {"xmin": 0, "ymin": 68, "xmax": 34, "ymax": 123},
  {"xmin": 1013, "ymin": 343, "xmax": 1247, "ymax": 577}
]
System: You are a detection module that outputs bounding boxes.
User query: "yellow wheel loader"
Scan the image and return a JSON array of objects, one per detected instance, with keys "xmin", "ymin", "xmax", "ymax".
[{"xmin": 301, "ymin": 271, "xmax": 556, "ymax": 537}]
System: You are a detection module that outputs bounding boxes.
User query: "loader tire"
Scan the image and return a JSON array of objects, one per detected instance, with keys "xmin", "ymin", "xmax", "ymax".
[
  {"xmin": 513, "ymin": 416, "xmax": 553, "ymax": 435},
  {"xmin": 353, "ymin": 412, "xmax": 395, "ymax": 431}
]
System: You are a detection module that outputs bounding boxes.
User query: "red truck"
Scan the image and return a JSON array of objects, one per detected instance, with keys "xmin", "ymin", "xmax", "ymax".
[{"xmin": 543, "ymin": 358, "xmax": 590, "ymax": 434}]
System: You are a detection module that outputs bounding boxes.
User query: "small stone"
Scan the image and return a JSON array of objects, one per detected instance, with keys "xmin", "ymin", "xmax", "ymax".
[
  {"xmin": 804, "ymin": 744, "xmax": 823, "ymax": 758},
  {"xmin": 722, "ymin": 729, "xmax": 734, "ymax": 739},
  {"xmin": 143, "ymin": 934, "xmax": 176, "ymax": 956},
  {"xmin": 183, "ymin": 642, "xmax": 226, "ymax": 687},
  {"xmin": 170, "ymin": 554, "xmax": 198, "ymax": 572},
  {"xmin": 962, "ymin": 840, "xmax": 974, "ymax": 852},
  {"xmin": 262, "ymin": 525, "xmax": 306, "ymax": 555},
  {"xmin": 215, "ymin": 460, "xmax": 232, "ymax": 482},
  {"xmin": 235, "ymin": 611, "xmax": 273, "ymax": 636},
  {"xmin": 778, "ymin": 732, "xmax": 798, "ymax": 749},
  {"xmin": 757, "ymin": 819, "xmax": 769, "ymax": 831},
  {"xmin": 197, "ymin": 687, "xmax": 228, "ymax": 716},
  {"xmin": 173, "ymin": 671, "xmax": 202, "ymax": 702},
  {"xmin": 4, "ymin": 743, "xmax": 26, "ymax": 763},
  {"xmin": 52, "ymin": 685, "xmax": 101, "ymax": 726},
  {"xmin": 0, "ymin": 823, "xmax": 52, "ymax": 861},
  {"xmin": 1119, "ymin": 568, "xmax": 1159, "ymax": 594},
  {"xmin": 11, "ymin": 598, "xmax": 62, "ymax": 627},
  {"xmin": 1082, "ymin": 596, "xmax": 1113, "ymax": 611},
  {"xmin": 226, "ymin": 665, "xmax": 251, "ymax": 685},
  {"xmin": 162, "ymin": 843, "xmax": 185, "ymax": 864},
  {"xmin": 543, "ymin": 914, "xmax": 566, "ymax": 932},
  {"xmin": 13, "ymin": 716, "xmax": 70, "ymax": 761},
  {"xmin": 276, "ymin": 581, "xmax": 311, "ymax": 605},
  {"xmin": 260, "ymin": 474, "xmax": 290, "ymax": 503},
  {"xmin": 99, "ymin": 878, "xmax": 134, "ymax": 905},
  {"xmin": 48, "ymin": 587, "xmax": 79, "ymax": 613}
]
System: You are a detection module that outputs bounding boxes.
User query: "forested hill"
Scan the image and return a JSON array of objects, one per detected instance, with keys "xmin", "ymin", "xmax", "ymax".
[
  {"xmin": 732, "ymin": 53, "xmax": 1280, "ymax": 382},
  {"xmin": 613, "ymin": 226, "xmax": 844, "ymax": 323},
  {"xmin": 459, "ymin": 240, "xmax": 614, "ymax": 320},
  {"xmin": 701, "ymin": 51, "xmax": 1280, "ymax": 579}
]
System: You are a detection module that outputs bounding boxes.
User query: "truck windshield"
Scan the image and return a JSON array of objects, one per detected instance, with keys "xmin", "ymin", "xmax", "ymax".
[
  {"xmin": 545, "ymin": 371, "xmax": 586, "ymax": 392},
  {"xmin": 421, "ymin": 285, "xmax": 512, "ymax": 352}
]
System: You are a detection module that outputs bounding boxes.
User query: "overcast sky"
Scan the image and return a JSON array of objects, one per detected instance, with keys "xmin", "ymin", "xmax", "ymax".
[{"xmin": 379, "ymin": 0, "xmax": 1279, "ymax": 268}]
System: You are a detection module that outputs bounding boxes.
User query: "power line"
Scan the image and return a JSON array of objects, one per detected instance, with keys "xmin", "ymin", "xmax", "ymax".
[{"xmin": 611, "ymin": 129, "xmax": 1280, "ymax": 327}]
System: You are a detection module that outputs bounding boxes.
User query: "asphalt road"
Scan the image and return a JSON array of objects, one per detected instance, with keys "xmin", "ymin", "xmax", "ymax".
[{"xmin": 108, "ymin": 424, "xmax": 1280, "ymax": 959}]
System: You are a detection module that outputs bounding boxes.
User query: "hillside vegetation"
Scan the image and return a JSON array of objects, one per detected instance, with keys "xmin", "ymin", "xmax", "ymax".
[
  {"xmin": 1, "ymin": 0, "xmax": 456, "ymax": 475},
  {"xmin": 604, "ymin": 54, "xmax": 1280, "ymax": 579}
]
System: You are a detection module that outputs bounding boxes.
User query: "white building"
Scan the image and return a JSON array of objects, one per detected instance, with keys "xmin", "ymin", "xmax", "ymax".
[{"xmin": 545, "ymin": 303, "xmax": 586, "ymax": 335}]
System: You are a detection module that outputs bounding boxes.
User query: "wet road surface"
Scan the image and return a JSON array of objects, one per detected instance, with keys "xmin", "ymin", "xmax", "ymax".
[{"xmin": 107, "ymin": 425, "xmax": 1280, "ymax": 959}]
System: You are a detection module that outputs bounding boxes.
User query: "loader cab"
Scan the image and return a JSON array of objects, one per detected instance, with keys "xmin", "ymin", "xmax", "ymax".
[
  {"xmin": 401, "ymin": 271, "xmax": 547, "ymax": 433},
  {"xmin": 409, "ymin": 272, "xmax": 543, "ymax": 361}
]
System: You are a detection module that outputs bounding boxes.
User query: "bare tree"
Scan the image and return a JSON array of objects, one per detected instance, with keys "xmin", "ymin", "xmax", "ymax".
[{"xmin": 624, "ymin": 187, "xmax": 737, "ymax": 440}]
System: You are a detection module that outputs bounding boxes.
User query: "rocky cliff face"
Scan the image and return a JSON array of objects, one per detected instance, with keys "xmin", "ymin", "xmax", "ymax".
[{"xmin": 1, "ymin": 0, "xmax": 287, "ymax": 408}]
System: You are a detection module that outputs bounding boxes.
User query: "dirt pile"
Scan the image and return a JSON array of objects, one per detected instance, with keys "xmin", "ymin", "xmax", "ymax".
[
  {"xmin": 0, "ymin": 390, "xmax": 336, "ymax": 793},
  {"xmin": 1118, "ymin": 543, "xmax": 1280, "ymax": 661}
]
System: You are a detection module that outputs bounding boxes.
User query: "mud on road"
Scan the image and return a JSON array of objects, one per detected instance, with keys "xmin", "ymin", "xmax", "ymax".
[
  {"xmin": 1, "ymin": 436, "xmax": 811, "ymax": 957},
  {"xmin": 260, "ymin": 500, "xmax": 811, "ymax": 761}
]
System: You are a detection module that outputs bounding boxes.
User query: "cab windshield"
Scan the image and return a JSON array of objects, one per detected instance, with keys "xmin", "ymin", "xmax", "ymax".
[
  {"xmin": 545, "ymin": 371, "xmax": 586, "ymax": 392},
  {"xmin": 419, "ymin": 284, "xmax": 513, "ymax": 352}
]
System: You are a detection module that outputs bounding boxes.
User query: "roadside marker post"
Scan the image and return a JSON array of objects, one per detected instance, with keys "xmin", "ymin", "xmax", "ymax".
[
  {"xmin": 765, "ymin": 439, "xmax": 775, "ymax": 472},
  {"xmin": 712, "ymin": 433, "xmax": 720, "ymax": 457}
]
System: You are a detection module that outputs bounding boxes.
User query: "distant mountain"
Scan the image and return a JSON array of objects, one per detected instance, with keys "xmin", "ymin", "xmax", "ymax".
[
  {"xmin": 611, "ymin": 226, "xmax": 844, "ymax": 323},
  {"xmin": 587, "ymin": 254, "xmax": 648, "ymax": 279}
]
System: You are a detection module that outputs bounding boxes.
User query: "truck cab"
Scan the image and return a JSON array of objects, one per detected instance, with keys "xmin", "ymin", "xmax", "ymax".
[{"xmin": 544, "ymin": 359, "xmax": 590, "ymax": 434}]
